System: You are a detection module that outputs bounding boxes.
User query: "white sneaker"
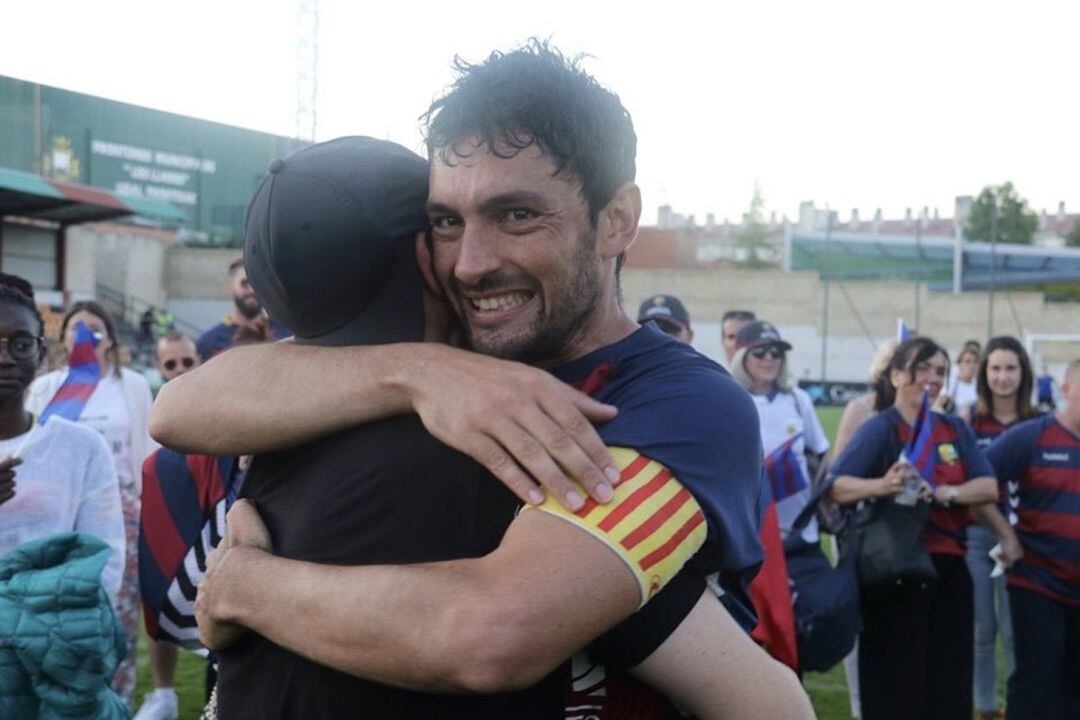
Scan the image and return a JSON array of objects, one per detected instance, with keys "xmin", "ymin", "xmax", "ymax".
[{"xmin": 133, "ymin": 688, "xmax": 179, "ymax": 720}]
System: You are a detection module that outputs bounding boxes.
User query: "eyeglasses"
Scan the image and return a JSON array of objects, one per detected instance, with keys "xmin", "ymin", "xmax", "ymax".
[
  {"xmin": 163, "ymin": 357, "xmax": 196, "ymax": 372},
  {"xmin": 749, "ymin": 346, "xmax": 785, "ymax": 360},
  {"xmin": 0, "ymin": 333, "xmax": 43, "ymax": 361}
]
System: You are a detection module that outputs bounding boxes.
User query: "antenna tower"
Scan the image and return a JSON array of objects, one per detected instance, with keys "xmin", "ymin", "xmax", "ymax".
[{"xmin": 295, "ymin": 0, "xmax": 319, "ymax": 142}]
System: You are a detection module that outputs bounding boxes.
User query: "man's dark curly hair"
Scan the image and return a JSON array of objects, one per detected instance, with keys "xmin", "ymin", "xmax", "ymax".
[{"xmin": 421, "ymin": 39, "xmax": 637, "ymax": 224}]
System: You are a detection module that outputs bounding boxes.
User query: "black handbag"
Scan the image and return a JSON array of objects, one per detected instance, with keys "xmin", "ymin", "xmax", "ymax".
[
  {"xmin": 853, "ymin": 498, "xmax": 937, "ymax": 593},
  {"xmin": 782, "ymin": 479, "xmax": 861, "ymax": 673}
]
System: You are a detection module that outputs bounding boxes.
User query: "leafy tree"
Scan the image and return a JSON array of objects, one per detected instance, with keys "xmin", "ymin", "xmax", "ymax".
[
  {"xmin": 1066, "ymin": 220, "xmax": 1080, "ymax": 248},
  {"xmin": 733, "ymin": 182, "xmax": 774, "ymax": 266},
  {"xmin": 964, "ymin": 182, "xmax": 1038, "ymax": 244}
]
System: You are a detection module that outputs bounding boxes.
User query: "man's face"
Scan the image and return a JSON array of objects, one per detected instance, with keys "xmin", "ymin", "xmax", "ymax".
[
  {"xmin": 156, "ymin": 337, "xmax": 200, "ymax": 381},
  {"xmin": 426, "ymin": 141, "xmax": 603, "ymax": 364},
  {"xmin": 229, "ymin": 267, "xmax": 262, "ymax": 320},
  {"xmin": 723, "ymin": 318, "xmax": 751, "ymax": 362}
]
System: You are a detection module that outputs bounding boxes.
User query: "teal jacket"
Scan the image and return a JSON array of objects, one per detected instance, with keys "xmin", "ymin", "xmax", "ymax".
[{"xmin": 0, "ymin": 532, "xmax": 130, "ymax": 719}]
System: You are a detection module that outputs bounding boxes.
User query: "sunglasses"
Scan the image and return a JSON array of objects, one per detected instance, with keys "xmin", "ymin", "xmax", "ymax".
[
  {"xmin": 163, "ymin": 357, "xmax": 196, "ymax": 372},
  {"xmin": 749, "ymin": 346, "xmax": 785, "ymax": 360},
  {"xmin": 0, "ymin": 333, "xmax": 43, "ymax": 361}
]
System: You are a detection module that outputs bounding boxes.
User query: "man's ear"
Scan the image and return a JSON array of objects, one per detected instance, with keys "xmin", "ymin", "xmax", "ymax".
[
  {"xmin": 414, "ymin": 232, "xmax": 443, "ymax": 297},
  {"xmin": 595, "ymin": 182, "xmax": 642, "ymax": 261}
]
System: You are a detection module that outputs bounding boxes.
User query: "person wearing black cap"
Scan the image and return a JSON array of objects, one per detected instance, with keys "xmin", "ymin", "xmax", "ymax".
[
  {"xmin": 183, "ymin": 135, "xmax": 807, "ymax": 720},
  {"xmin": 161, "ymin": 41, "xmax": 810, "ymax": 718},
  {"xmin": 637, "ymin": 294, "xmax": 693, "ymax": 344}
]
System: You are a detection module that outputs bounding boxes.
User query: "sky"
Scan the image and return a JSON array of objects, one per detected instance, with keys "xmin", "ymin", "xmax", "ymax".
[{"xmin": 2, "ymin": 0, "xmax": 1077, "ymax": 226}]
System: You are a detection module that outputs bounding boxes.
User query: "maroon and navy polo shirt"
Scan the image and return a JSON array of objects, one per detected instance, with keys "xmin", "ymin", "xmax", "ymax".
[
  {"xmin": 831, "ymin": 406, "xmax": 994, "ymax": 556},
  {"xmin": 986, "ymin": 414, "xmax": 1080, "ymax": 607}
]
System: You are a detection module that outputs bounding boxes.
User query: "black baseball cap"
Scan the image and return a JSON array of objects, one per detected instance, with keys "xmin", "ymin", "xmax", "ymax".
[
  {"xmin": 734, "ymin": 320, "xmax": 792, "ymax": 352},
  {"xmin": 244, "ymin": 136, "xmax": 430, "ymax": 347},
  {"xmin": 637, "ymin": 294, "xmax": 691, "ymax": 331}
]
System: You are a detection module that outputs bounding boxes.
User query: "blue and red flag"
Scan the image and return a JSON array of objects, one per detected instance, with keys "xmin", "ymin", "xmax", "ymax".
[
  {"xmin": 764, "ymin": 433, "xmax": 808, "ymax": 503},
  {"xmin": 139, "ymin": 449, "xmax": 239, "ymax": 646},
  {"xmin": 749, "ymin": 476, "xmax": 798, "ymax": 670},
  {"xmin": 38, "ymin": 319, "xmax": 101, "ymax": 425},
  {"xmin": 903, "ymin": 390, "xmax": 938, "ymax": 486}
]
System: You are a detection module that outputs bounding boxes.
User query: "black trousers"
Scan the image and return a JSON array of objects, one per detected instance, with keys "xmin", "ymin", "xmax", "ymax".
[
  {"xmin": 858, "ymin": 554, "xmax": 973, "ymax": 720},
  {"xmin": 1007, "ymin": 586, "xmax": 1080, "ymax": 720}
]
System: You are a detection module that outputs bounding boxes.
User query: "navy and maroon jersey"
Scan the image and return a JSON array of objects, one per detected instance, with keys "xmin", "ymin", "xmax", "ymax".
[
  {"xmin": 551, "ymin": 324, "xmax": 764, "ymax": 632},
  {"xmin": 831, "ymin": 406, "xmax": 994, "ymax": 556},
  {"xmin": 195, "ymin": 316, "xmax": 291, "ymax": 361},
  {"xmin": 985, "ymin": 414, "xmax": 1080, "ymax": 607},
  {"xmin": 139, "ymin": 449, "xmax": 241, "ymax": 649},
  {"xmin": 971, "ymin": 414, "xmax": 1014, "ymax": 449}
]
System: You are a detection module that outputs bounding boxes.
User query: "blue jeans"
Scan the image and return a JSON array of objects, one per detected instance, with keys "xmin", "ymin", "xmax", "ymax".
[{"xmin": 965, "ymin": 524, "xmax": 1014, "ymax": 712}]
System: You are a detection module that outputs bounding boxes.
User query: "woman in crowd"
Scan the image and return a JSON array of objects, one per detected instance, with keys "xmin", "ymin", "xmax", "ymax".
[
  {"xmin": 966, "ymin": 335, "xmax": 1039, "ymax": 719},
  {"xmin": 830, "ymin": 338, "xmax": 897, "ymax": 720},
  {"xmin": 0, "ymin": 275, "xmax": 127, "ymax": 713},
  {"xmin": 939, "ymin": 340, "xmax": 981, "ymax": 416},
  {"xmin": 828, "ymin": 336, "xmax": 1021, "ymax": 720},
  {"xmin": 730, "ymin": 320, "xmax": 830, "ymax": 548},
  {"xmin": 27, "ymin": 300, "xmax": 155, "ymax": 707}
]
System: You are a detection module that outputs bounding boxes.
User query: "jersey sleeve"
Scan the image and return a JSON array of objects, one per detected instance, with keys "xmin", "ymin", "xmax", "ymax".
[
  {"xmin": 985, "ymin": 421, "xmax": 1037, "ymax": 485},
  {"xmin": 587, "ymin": 564, "xmax": 706, "ymax": 672},
  {"xmin": 797, "ymin": 388, "xmax": 831, "ymax": 455},
  {"xmin": 830, "ymin": 413, "xmax": 894, "ymax": 479},
  {"xmin": 952, "ymin": 419, "xmax": 994, "ymax": 479},
  {"xmin": 523, "ymin": 446, "xmax": 707, "ymax": 608}
]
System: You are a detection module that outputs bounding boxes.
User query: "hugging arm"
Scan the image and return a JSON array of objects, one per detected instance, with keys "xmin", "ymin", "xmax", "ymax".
[
  {"xmin": 151, "ymin": 340, "xmax": 618, "ymax": 509},
  {"xmin": 631, "ymin": 590, "xmax": 815, "ymax": 720}
]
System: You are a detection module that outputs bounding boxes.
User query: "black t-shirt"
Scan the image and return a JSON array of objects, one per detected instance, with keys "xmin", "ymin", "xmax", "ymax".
[{"xmin": 218, "ymin": 414, "xmax": 702, "ymax": 719}]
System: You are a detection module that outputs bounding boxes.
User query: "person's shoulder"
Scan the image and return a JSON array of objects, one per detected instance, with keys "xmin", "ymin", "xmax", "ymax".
[
  {"xmin": 41, "ymin": 416, "xmax": 112, "ymax": 455},
  {"xmin": 792, "ymin": 386, "xmax": 817, "ymax": 411},
  {"xmin": 29, "ymin": 369, "xmax": 63, "ymax": 390},
  {"xmin": 119, "ymin": 366, "xmax": 152, "ymax": 390}
]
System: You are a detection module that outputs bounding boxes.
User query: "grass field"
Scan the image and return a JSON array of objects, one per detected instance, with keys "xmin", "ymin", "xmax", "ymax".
[{"xmin": 133, "ymin": 405, "xmax": 857, "ymax": 719}]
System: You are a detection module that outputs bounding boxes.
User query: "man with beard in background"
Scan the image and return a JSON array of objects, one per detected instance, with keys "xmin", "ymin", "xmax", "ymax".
[{"xmin": 195, "ymin": 259, "xmax": 290, "ymax": 361}]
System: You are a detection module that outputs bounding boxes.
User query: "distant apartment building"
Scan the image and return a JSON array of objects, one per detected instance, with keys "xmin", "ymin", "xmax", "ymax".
[{"xmin": 630, "ymin": 198, "xmax": 1080, "ymax": 270}]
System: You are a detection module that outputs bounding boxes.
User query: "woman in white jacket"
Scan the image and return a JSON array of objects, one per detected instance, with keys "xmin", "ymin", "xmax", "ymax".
[{"xmin": 27, "ymin": 300, "xmax": 155, "ymax": 707}]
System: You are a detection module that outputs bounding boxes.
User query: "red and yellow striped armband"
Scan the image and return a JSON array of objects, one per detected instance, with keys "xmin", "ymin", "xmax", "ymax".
[{"xmin": 524, "ymin": 446, "xmax": 707, "ymax": 607}]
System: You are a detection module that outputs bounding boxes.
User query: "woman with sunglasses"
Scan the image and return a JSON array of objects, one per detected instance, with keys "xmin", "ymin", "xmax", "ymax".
[
  {"xmin": 965, "ymin": 336, "xmax": 1039, "ymax": 719},
  {"xmin": 828, "ymin": 336, "xmax": 1022, "ymax": 720},
  {"xmin": 27, "ymin": 299, "xmax": 155, "ymax": 708},
  {"xmin": 731, "ymin": 321, "xmax": 831, "ymax": 547}
]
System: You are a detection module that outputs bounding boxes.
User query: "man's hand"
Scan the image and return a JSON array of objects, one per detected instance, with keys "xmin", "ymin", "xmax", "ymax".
[
  {"xmin": 997, "ymin": 529, "xmax": 1024, "ymax": 569},
  {"xmin": 196, "ymin": 501, "xmax": 273, "ymax": 650},
  {"xmin": 406, "ymin": 345, "xmax": 620, "ymax": 511},
  {"xmin": 0, "ymin": 456, "xmax": 20, "ymax": 505}
]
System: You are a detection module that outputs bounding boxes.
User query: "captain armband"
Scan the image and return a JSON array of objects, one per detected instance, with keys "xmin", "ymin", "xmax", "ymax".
[{"xmin": 525, "ymin": 446, "xmax": 706, "ymax": 607}]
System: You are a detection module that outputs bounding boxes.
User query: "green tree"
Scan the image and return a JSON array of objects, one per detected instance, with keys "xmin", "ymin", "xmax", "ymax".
[
  {"xmin": 963, "ymin": 182, "xmax": 1038, "ymax": 244},
  {"xmin": 1066, "ymin": 221, "xmax": 1080, "ymax": 248},
  {"xmin": 734, "ymin": 182, "xmax": 774, "ymax": 266}
]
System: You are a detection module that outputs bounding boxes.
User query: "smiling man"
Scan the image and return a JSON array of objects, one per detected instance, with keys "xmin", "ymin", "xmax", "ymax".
[{"xmin": 154, "ymin": 41, "xmax": 802, "ymax": 719}]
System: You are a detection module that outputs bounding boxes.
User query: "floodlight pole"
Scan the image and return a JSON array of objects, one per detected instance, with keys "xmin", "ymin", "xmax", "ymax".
[
  {"xmin": 820, "ymin": 209, "xmax": 832, "ymax": 382},
  {"xmin": 915, "ymin": 217, "xmax": 923, "ymax": 330},
  {"xmin": 988, "ymin": 202, "xmax": 998, "ymax": 338}
]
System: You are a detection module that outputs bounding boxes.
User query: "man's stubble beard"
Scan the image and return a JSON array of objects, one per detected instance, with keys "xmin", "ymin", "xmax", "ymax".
[
  {"xmin": 452, "ymin": 227, "xmax": 602, "ymax": 366},
  {"xmin": 234, "ymin": 294, "xmax": 263, "ymax": 320}
]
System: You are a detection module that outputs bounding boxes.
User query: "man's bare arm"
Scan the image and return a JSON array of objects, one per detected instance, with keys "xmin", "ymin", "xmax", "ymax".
[
  {"xmin": 151, "ymin": 341, "xmax": 619, "ymax": 508},
  {"xmin": 631, "ymin": 591, "xmax": 815, "ymax": 720},
  {"xmin": 197, "ymin": 508, "xmax": 639, "ymax": 693},
  {"xmin": 152, "ymin": 341, "xmax": 410, "ymax": 455}
]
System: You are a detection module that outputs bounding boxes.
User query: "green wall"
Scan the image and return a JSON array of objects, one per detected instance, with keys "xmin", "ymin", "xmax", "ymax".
[{"xmin": 0, "ymin": 75, "xmax": 308, "ymax": 242}]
